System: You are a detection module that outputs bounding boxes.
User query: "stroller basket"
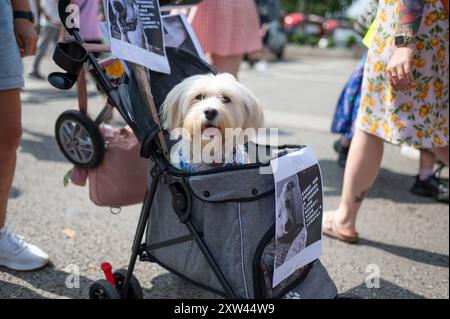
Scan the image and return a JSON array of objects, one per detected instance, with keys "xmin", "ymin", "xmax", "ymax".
[
  {"xmin": 145, "ymin": 158, "xmax": 338, "ymax": 299},
  {"xmin": 50, "ymin": 0, "xmax": 337, "ymax": 299}
]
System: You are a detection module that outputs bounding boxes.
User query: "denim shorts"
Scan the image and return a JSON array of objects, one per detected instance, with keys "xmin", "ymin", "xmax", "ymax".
[{"xmin": 0, "ymin": 0, "xmax": 24, "ymax": 91}]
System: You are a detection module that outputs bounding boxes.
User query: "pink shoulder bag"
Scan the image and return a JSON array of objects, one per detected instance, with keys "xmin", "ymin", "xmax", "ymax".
[{"xmin": 70, "ymin": 125, "xmax": 148, "ymax": 208}]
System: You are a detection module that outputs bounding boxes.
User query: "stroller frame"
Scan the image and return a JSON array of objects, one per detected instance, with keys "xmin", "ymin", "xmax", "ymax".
[{"xmin": 53, "ymin": 0, "xmax": 239, "ymax": 299}]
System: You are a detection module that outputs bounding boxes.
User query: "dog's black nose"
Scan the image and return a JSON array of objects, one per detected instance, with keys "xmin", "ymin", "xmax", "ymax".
[{"xmin": 204, "ymin": 109, "xmax": 218, "ymax": 121}]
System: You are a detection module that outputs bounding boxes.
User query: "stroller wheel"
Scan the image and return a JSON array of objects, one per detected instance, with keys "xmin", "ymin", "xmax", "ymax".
[
  {"xmin": 113, "ymin": 270, "xmax": 144, "ymax": 299},
  {"xmin": 89, "ymin": 280, "xmax": 121, "ymax": 299},
  {"xmin": 55, "ymin": 110, "xmax": 105, "ymax": 169}
]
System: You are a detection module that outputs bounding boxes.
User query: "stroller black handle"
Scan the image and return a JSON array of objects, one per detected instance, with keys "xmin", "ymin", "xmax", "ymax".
[{"xmin": 58, "ymin": 0, "xmax": 79, "ymax": 35}]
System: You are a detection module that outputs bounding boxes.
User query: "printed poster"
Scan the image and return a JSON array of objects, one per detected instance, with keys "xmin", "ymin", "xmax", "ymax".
[
  {"xmin": 162, "ymin": 13, "xmax": 207, "ymax": 62},
  {"xmin": 271, "ymin": 147, "xmax": 323, "ymax": 287},
  {"xmin": 107, "ymin": 0, "xmax": 170, "ymax": 73}
]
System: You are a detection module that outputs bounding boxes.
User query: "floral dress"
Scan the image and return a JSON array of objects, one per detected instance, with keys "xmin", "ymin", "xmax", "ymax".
[{"xmin": 356, "ymin": 0, "xmax": 449, "ymax": 149}]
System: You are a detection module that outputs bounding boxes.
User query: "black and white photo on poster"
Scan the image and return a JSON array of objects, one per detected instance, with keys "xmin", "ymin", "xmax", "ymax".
[
  {"xmin": 107, "ymin": 0, "xmax": 170, "ymax": 73},
  {"xmin": 271, "ymin": 147, "xmax": 323, "ymax": 288},
  {"xmin": 162, "ymin": 13, "xmax": 206, "ymax": 61},
  {"xmin": 275, "ymin": 175, "xmax": 307, "ymax": 266}
]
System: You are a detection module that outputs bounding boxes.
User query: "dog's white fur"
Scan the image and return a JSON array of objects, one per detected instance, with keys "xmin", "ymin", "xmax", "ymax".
[
  {"xmin": 161, "ymin": 73, "xmax": 265, "ymax": 169},
  {"xmin": 277, "ymin": 181, "xmax": 304, "ymax": 239}
]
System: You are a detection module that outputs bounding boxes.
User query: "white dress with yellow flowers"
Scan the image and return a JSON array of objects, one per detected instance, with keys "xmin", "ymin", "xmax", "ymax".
[{"xmin": 356, "ymin": 0, "xmax": 449, "ymax": 149}]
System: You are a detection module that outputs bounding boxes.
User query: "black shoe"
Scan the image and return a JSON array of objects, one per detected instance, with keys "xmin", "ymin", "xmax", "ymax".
[
  {"xmin": 410, "ymin": 174, "xmax": 449, "ymax": 203},
  {"xmin": 333, "ymin": 139, "xmax": 350, "ymax": 168},
  {"xmin": 28, "ymin": 71, "xmax": 45, "ymax": 80}
]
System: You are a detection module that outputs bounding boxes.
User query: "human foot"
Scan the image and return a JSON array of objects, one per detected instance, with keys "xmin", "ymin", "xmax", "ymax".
[
  {"xmin": 0, "ymin": 227, "xmax": 49, "ymax": 271},
  {"xmin": 322, "ymin": 211, "xmax": 359, "ymax": 243}
]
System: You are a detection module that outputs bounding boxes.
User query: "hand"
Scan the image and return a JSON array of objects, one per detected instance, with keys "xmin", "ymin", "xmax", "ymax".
[
  {"xmin": 13, "ymin": 19, "xmax": 38, "ymax": 57},
  {"xmin": 386, "ymin": 46, "xmax": 415, "ymax": 91}
]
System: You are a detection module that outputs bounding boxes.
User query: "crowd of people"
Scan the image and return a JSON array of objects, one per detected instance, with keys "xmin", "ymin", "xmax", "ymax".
[{"xmin": 0, "ymin": 0, "xmax": 448, "ymax": 296}]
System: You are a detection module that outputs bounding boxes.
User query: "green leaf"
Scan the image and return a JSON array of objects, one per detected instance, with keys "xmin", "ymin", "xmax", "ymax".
[{"xmin": 63, "ymin": 170, "xmax": 72, "ymax": 188}]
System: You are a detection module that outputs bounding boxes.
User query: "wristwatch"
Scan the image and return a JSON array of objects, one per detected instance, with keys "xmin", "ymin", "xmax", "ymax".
[
  {"xmin": 394, "ymin": 34, "xmax": 416, "ymax": 47},
  {"xmin": 13, "ymin": 11, "xmax": 35, "ymax": 24}
]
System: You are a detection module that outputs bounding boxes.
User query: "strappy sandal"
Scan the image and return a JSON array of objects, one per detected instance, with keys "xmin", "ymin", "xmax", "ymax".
[{"xmin": 323, "ymin": 211, "xmax": 359, "ymax": 244}]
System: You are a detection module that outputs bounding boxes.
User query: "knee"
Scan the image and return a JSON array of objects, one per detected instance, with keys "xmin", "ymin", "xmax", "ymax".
[{"xmin": 0, "ymin": 124, "xmax": 22, "ymax": 153}]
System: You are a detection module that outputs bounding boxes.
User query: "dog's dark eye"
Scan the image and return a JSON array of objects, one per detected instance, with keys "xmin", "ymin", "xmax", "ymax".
[
  {"xmin": 221, "ymin": 96, "xmax": 231, "ymax": 104},
  {"xmin": 195, "ymin": 94, "xmax": 205, "ymax": 101}
]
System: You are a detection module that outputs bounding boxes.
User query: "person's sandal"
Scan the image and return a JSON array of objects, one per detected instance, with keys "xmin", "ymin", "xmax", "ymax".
[{"xmin": 323, "ymin": 211, "xmax": 359, "ymax": 244}]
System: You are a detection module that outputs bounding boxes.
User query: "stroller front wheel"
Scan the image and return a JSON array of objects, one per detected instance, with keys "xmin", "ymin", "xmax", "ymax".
[
  {"xmin": 113, "ymin": 270, "xmax": 144, "ymax": 299},
  {"xmin": 55, "ymin": 110, "xmax": 105, "ymax": 169},
  {"xmin": 89, "ymin": 279, "xmax": 121, "ymax": 299}
]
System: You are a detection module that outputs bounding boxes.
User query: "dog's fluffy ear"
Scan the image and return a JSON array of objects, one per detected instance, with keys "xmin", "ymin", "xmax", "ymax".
[
  {"xmin": 218, "ymin": 73, "xmax": 265, "ymax": 130},
  {"xmin": 160, "ymin": 81, "xmax": 186, "ymax": 130}
]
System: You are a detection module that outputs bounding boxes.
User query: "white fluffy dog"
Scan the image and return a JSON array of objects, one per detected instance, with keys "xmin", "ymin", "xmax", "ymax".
[{"xmin": 161, "ymin": 73, "xmax": 265, "ymax": 172}]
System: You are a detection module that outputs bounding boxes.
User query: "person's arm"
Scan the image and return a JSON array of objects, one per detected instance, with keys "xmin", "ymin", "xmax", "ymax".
[
  {"xmin": 397, "ymin": 0, "xmax": 426, "ymax": 36},
  {"xmin": 11, "ymin": 0, "xmax": 39, "ymax": 57},
  {"xmin": 387, "ymin": 0, "xmax": 425, "ymax": 91}
]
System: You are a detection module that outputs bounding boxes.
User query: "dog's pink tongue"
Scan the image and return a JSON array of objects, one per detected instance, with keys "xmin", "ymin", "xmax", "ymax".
[{"xmin": 202, "ymin": 126, "xmax": 220, "ymax": 138}]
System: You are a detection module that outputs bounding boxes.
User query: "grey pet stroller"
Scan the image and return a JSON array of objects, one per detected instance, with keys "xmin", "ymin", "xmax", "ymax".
[{"xmin": 49, "ymin": 0, "xmax": 338, "ymax": 299}]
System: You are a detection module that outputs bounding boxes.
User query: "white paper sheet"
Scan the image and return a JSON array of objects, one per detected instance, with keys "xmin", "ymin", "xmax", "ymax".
[
  {"xmin": 162, "ymin": 13, "xmax": 207, "ymax": 62},
  {"xmin": 106, "ymin": 0, "xmax": 170, "ymax": 74},
  {"xmin": 270, "ymin": 147, "xmax": 323, "ymax": 288}
]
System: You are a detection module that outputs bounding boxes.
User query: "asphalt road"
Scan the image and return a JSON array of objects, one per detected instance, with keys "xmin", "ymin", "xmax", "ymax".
[{"xmin": 0, "ymin": 54, "xmax": 448, "ymax": 299}]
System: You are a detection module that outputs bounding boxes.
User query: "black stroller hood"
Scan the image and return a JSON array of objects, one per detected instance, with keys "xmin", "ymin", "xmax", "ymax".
[
  {"xmin": 149, "ymin": 48, "xmax": 216, "ymax": 111},
  {"xmin": 121, "ymin": 48, "xmax": 215, "ymax": 158}
]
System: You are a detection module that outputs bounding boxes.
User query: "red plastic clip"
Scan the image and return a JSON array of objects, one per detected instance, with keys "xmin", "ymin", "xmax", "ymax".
[{"xmin": 101, "ymin": 262, "xmax": 116, "ymax": 287}]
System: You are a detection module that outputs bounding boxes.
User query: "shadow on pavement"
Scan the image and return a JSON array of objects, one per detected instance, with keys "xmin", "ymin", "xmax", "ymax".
[
  {"xmin": 0, "ymin": 266, "xmax": 433, "ymax": 299},
  {"xmin": 0, "ymin": 264, "xmax": 93, "ymax": 299},
  {"xmin": 319, "ymin": 159, "xmax": 445, "ymax": 205},
  {"xmin": 0, "ymin": 265, "xmax": 210, "ymax": 299},
  {"xmin": 0, "ymin": 280, "xmax": 47, "ymax": 299},
  {"xmin": 143, "ymin": 273, "xmax": 219, "ymax": 299},
  {"xmin": 8, "ymin": 187, "xmax": 22, "ymax": 199},
  {"xmin": 341, "ymin": 278, "xmax": 426, "ymax": 299},
  {"xmin": 359, "ymin": 238, "xmax": 449, "ymax": 268},
  {"xmin": 20, "ymin": 128, "xmax": 66, "ymax": 163}
]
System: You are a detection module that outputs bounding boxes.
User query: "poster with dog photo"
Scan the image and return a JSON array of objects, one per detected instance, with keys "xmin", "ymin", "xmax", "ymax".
[
  {"xmin": 271, "ymin": 147, "xmax": 323, "ymax": 288},
  {"xmin": 107, "ymin": 0, "xmax": 170, "ymax": 74},
  {"xmin": 162, "ymin": 13, "xmax": 207, "ymax": 62}
]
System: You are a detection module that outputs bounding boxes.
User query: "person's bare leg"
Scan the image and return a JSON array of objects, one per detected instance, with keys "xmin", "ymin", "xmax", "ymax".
[
  {"xmin": 0, "ymin": 89, "xmax": 22, "ymax": 228},
  {"xmin": 418, "ymin": 150, "xmax": 436, "ymax": 181},
  {"xmin": 431, "ymin": 146, "xmax": 449, "ymax": 166},
  {"xmin": 332, "ymin": 128, "xmax": 384, "ymax": 236},
  {"xmin": 420, "ymin": 150, "xmax": 436, "ymax": 168},
  {"xmin": 211, "ymin": 54, "xmax": 243, "ymax": 78}
]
